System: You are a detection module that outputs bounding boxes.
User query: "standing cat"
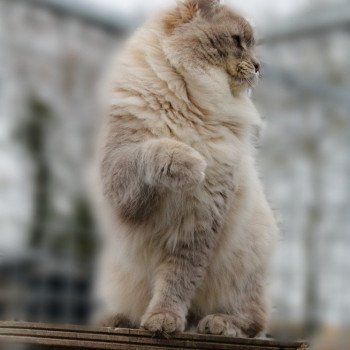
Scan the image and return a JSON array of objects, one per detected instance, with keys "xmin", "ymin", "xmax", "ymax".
[{"xmin": 95, "ymin": 0, "xmax": 278, "ymax": 337}]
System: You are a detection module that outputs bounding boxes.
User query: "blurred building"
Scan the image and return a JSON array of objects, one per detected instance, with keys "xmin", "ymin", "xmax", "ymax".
[
  {"xmin": 0, "ymin": 0, "xmax": 349, "ymax": 339},
  {"xmin": 256, "ymin": 1, "xmax": 350, "ymax": 334},
  {"xmin": 0, "ymin": 0, "xmax": 124, "ymax": 324}
]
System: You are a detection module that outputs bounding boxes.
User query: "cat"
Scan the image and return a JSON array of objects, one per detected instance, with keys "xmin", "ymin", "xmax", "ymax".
[{"xmin": 94, "ymin": 0, "xmax": 278, "ymax": 338}]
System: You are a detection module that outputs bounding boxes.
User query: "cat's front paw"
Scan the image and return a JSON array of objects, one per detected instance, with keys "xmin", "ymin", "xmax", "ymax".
[
  {"xmin": 146, "ymin": 140, "xmax": 207, "ymax": 191},
  {"xmin": 141, "ymin": 311, "xmax": 185, "ymax": 335},
  {"xmin": 162, "ymin": 147, "xmax": 206, "ymax": 190},
  {"xmin": 197, "ymin": 314, "xmax": 245, "ymax": 337}
]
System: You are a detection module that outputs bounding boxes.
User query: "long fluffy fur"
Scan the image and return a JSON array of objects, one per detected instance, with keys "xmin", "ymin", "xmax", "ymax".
[{"xmin": 95, "ymin": 0, "xmax": 278, "ymax": 337}]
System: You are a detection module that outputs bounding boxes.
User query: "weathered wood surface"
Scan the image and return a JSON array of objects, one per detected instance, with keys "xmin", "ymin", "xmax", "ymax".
[{"xmin": 0, "ymin": 321, "xmax": 307, "ymax": 350}]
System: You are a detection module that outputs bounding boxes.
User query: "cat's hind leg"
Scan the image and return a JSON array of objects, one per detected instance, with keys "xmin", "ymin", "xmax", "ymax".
[{"xmin": 196, "ymin": 272, "xmax": 268, "ymax": 338}]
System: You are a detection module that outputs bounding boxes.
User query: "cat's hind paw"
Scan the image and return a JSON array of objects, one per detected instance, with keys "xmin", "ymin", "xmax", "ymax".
[{"xmin": 197, "ymin": 314, "xmax": 245, "ymax": 337}]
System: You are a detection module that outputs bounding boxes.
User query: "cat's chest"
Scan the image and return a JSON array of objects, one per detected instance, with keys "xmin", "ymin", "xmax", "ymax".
[
  {"xmin": 172, "ymin": 125, "xmax": 241, "ymax": 182},
  {"xmin": 173, "ymin": 123, "xmax": 240, "ymax": 169}
]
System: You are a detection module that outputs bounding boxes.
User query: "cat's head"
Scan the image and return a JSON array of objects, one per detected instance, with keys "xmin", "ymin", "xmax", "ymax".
[{"xmin": 161, "ymin": 0, "xmax": 260, "ymax": 94}]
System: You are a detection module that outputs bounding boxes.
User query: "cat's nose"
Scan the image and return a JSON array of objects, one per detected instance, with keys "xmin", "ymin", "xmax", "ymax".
[{"xmin": 252, "ymin": 60, "xmax": 261, "ymax": 73}]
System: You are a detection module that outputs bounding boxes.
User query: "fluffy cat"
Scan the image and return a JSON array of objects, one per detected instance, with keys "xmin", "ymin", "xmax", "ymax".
[{"xmin": 95, "ymin": 0, "xmax": 278, "ymax": 338}]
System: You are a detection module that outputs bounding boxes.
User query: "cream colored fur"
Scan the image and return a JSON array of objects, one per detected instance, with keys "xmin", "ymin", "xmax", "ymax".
[{"xmin": 95, "ymin": 0, "xmax": 278, "ymax": 337}]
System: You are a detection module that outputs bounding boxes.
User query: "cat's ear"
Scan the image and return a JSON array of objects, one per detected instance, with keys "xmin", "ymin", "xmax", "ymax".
[
  {"xmin": 197, "ymin": 0, "xmax": 221, "ymax": 18},
  {"xmin": 178, "ymin": 0, "xmax": 220, "ymax": 20},
  {"xmin": 164, "ymin": 0, "xmax": 220, "ymax": 34},
  {"xmin": 177, "ymin": 0, "xmax": 200, "ymax": 23}
]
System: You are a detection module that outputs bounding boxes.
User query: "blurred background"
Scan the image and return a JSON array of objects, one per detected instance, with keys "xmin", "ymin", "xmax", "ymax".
[{"xmin": 0, "ymin": 0, "xmax": 349, "ymax": 342}]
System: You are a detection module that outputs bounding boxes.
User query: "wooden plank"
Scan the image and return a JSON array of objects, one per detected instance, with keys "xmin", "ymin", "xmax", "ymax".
[
  {"xmin": 0, "ymin": 321, "xmax": 308, "ymax": 350},
  {"xmin": 0, "ymin": 331, "xmax": 302, "ymax": 350},
  {"xmin": 0, "ymin": 321, "xmax": 305, "ymax": 348}
]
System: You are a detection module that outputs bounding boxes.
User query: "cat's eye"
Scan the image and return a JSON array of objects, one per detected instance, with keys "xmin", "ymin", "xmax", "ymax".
[{"xmin": 232, "ymin": 35, "xmax": 243, "ymax": 48}]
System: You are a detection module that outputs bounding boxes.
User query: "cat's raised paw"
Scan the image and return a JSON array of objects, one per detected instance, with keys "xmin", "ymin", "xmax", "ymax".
[
  {"xmin": 141, "ymin": 311, "xmax": 185, "ymax": 335},
  {"xmin": 197, "ymin": 314, "xmax": 244, "ymax": 337},
  {"xmin": 159, "ymin": 147, "xmax": 207, "ymax": 190},
  {"xmin": 145, "ymin": 139, "xmax": 207, "ymax": 191}
]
